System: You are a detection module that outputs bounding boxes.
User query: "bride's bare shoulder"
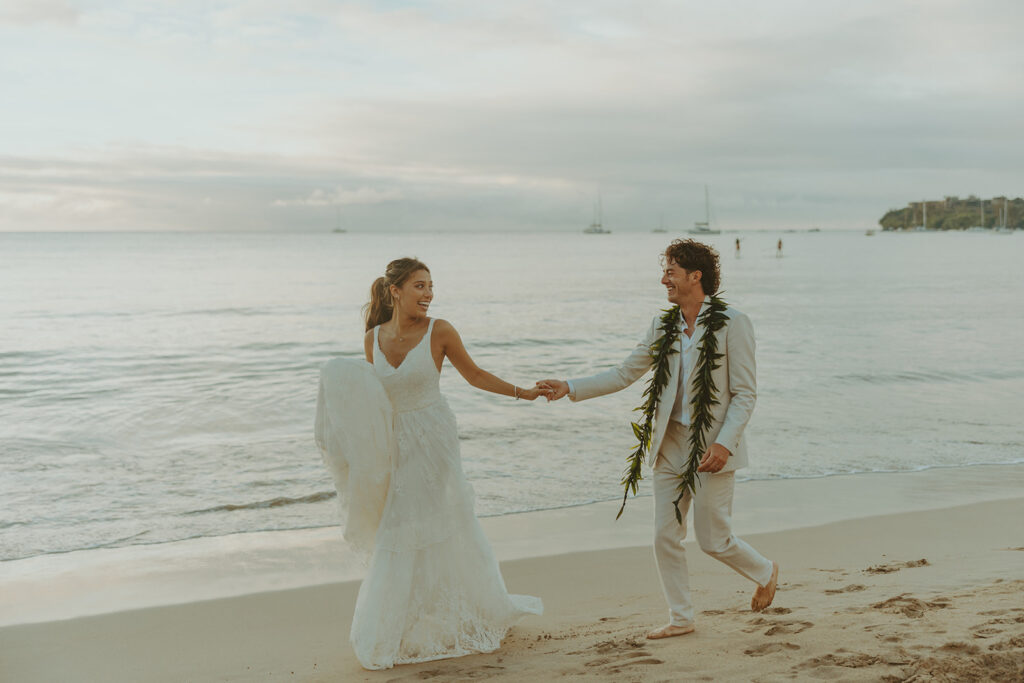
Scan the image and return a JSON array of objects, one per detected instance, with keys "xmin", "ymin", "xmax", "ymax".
[
  {"xmin": 432, "ymin": 318, "xmax": 460, "ymax": 344},
  {"xmin": 432, "ymin": 318, "xmax": 455, "ymax": 333}
]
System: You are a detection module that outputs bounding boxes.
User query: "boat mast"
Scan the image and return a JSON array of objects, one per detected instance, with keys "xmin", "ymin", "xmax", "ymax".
[{"xmin": 587, "ymin": 191, "xmax": 605, "ymax": 232}]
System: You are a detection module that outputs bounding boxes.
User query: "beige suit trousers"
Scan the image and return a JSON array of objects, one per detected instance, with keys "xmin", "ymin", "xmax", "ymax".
[{"xmin": 653, "ymin": 420, "xmax": 774, "ymax": 627}]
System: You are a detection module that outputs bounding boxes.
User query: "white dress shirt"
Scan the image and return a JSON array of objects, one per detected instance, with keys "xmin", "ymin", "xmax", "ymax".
[{"xmin": 669, "ymin": 320, "xmax": 696, "ymax": 425}]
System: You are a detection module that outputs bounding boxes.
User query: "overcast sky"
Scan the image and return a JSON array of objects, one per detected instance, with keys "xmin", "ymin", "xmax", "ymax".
[{"xmin": 2, "ymin": 0, "xmax": 1022, "ymax": 232}]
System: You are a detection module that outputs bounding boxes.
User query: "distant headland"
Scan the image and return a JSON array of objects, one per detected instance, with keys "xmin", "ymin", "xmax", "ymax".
[{"xmin": 879, "ymin": 196, "xmax": 1020, "ymax": 231}]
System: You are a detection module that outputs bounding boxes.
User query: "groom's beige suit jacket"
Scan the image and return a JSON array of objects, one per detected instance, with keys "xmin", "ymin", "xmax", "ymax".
[{"xmin": 570, "ymin": 297, "xmax": 756, "ymax": 472}]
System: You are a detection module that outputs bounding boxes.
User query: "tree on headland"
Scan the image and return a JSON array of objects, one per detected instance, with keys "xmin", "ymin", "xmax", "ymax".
[{"xmin": 879, "ymin": 196, "xmax": 1022, "ymax": 230}]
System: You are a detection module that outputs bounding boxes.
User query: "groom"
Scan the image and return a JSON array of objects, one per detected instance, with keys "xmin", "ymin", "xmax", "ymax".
[{"xmin": 539, "ymin": 239, "xmax": 778, "ymax": 639}]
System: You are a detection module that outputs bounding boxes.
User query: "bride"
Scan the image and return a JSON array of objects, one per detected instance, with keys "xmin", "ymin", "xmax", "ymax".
[{"xmin": 315, "ymin": 257, "xmax": 544, "ymax": 670}]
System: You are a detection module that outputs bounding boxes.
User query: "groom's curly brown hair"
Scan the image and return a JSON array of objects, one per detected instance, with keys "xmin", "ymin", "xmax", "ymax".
[{"xmin": 663, "ymin": 239, "xmax": 721, "ymax": 295}]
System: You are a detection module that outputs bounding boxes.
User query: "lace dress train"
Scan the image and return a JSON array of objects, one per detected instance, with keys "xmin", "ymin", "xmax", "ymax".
[{"xmin": 316, "ymin": 319, "xmax": 542, "ymax": 670}]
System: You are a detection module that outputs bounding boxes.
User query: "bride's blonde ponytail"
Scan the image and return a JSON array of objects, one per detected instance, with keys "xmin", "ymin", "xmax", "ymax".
[
  {"xmin": 363, "ymin": 258, "xmax": 429, "ymax": 331},
  {"xmin": 364, "ymin": 277, "xmax": 391, "ymax": 331}
]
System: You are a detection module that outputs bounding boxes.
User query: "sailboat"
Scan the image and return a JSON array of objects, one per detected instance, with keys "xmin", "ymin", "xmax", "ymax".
[
  {"xmin": 688, "ymin": 185, "xmax": 721, "ymax": 235},
  {"xmin": 332, "ymin": 206, "xmax": 347, "ymax": 233},
  {"xmin": 652, "ymin": 214, "xmax": 667, "ymax": 233},
  {"xmin": 995, "ymin": 197, "xmax": 1013, "ymax": 234},
  {"xmin": 915, "ymin": 200, "xmax": 928, "ymax": 231},
  {"xmin": 968, "ymin": 198, "xmax": 987, "ymax": 232},
  {"xmin": 583, "ymin": 193, "xmax": 611, "ymax": 234}
]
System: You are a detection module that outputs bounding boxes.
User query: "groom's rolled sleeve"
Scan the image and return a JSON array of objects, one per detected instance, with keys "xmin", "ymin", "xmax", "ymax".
[{"xmin": 714, "ymin": 312, "xmax": 757, "ymax": 455}]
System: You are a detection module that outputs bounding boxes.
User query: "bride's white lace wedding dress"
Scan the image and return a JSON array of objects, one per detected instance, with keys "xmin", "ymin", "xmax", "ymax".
[{"xmin": 315, "ymin": 319, "xmax": 542, "ymax": 670}]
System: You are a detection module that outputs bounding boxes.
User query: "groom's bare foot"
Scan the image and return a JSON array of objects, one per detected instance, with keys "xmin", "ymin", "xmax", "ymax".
[
  {"xmin": 645, "ymin": 624, "xmax": 695, "ymax": 640},
  {"xmin": 751, "ymin": 561, "xmax": 779, "ymax": 612}
]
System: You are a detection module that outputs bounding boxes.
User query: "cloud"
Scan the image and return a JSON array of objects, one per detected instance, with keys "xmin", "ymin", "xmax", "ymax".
[
  {"xmin": 0, "ymin": 0, "xmax": 78, "ymax": 26},
  {"xmin": 271, "ymin": 186, "xmax": 404, "ymax": 207},
  {"xmin": 2, "ymin": 1, "xmax": 1023, "ymax": 231}
]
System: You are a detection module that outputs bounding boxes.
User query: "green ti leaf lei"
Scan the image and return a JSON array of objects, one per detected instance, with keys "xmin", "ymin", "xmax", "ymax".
[
  {"xmin": 616, "ymin": 305, "xmax": 681, "ymax": 519},
  {"xmin": 617, "ymin": 295, "xmax": 729, "ymax": 523},
  {"xmin": 672, "ymin": 295, "xmax": 729, "ymax": 523}
]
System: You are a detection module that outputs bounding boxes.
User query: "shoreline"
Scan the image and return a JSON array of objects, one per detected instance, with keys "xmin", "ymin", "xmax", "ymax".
[
  {"xmin": 3, "ymin": 462, "xmax": 1024, "ymax": 629},
  {"xmin": 8, "ymin": 458, "xmax": 1021, "ymax": 564},
  {"xmin": 3, "ymin": 495, "xmax": 1023, "ymax": 681}
]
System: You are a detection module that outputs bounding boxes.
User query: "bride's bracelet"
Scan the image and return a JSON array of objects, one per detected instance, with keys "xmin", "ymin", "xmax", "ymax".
[{"xmin": 513, "ymin": 386, "xmax": 520, "ymax": 400}]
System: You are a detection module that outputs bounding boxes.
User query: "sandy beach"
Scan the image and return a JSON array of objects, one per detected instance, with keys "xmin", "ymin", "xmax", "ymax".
[{"xmin": 3, "ymin": 467, "xmax": 1024, "ymax": 682}]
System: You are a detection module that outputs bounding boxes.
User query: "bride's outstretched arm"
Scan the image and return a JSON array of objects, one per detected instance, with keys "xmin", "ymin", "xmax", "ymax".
[{"xmin": 434, "ymin": 319, "xmax": 550, "ymax": 401}]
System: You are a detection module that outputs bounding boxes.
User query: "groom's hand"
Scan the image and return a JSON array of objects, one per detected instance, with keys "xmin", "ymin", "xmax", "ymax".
[
  {"xmin": 697, "ymin": 443, "xmax": 730, "ymax": 473},
  {"xmin": 536, "ymin": 379, "xmax": 569, "ymax": 401}
]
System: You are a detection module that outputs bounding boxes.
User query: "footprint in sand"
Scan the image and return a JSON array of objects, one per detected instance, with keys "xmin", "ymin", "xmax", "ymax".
[
  {"xmin": 989, "ymin": 635, "xmax": 1024, "ymax": 652},
  {"xmin": 871, "ymin": 594, "xmax": 950, "ymax": 618},
  {"xmin": 796, "ymin": 652, "xmax": 882, "ymax": 670},
  {"xmin": 704, "ymin": 606, "xmax": 789, "ymax": 616},
  {"xmin": 413, "ymin": 664, "xmax": 504, "ymax": 680},
  {"xmin": 584, "ymin": 651, "xmax": 653, "ymax": 664},
  {"xmin": 743, "ymin": 617, "xmax": 813, "ymax": 635},
  {"xmin": 862, "ymin": 624, "xmax": 907, "ymax": 643},
  {"xmin": 413, "ymin": 668, "xmax": 449, "ymax": 679},
  {"xmin": 824, "ymin": 584, "xmax": 866, "ymax": 594},
  {"xmin": 939, "ymin": 642, "xmax": 981, "ymax": 654},
  {"xmin": 583, "ymin": 638, "xmax": 647, "ymax": 656},
  {"xmin": 606, "ymin": 656, "xmax": 665, "ymax": 669},
  {"xmin": 415, "ymin": 669, "xmax": 444, "ymax": 679},
  {"xmin": 862, "ymin": 623, "xmax": 895, "ymax": 632},
  {"xmin": 971, "ymin": 627, "xmax": 1003, "ymax": 638},
  {"xmin": 864, "ymin": 558, "xmax": 929, "ymax": 574},
  {"xmin": 585, "ymin": 648, "xmax": 664, "ymax": 672},
  {"xmin": 764, "ymin": 620, "xmax": 814, "ymax": 636},
  {"xmin": 973, "ymin": 615, "xmax": 1024, "ymax": 631},
  {"xmin": 978, "ymin": 607, "xmax": 1024, "ymax": 618},
  {"xmin": 744, "ymin": 642, "xmax": 800, "ymax": 656}
]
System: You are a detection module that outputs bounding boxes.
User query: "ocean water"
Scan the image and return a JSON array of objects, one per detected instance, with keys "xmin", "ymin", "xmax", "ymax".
[{"xmin": 2, "ymin": 230, "xmax": 1022, "ymax": 562}]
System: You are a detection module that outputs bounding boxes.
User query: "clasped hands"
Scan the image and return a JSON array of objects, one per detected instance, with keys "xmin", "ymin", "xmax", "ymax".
[
  {"xmin": 515, "ymin": 380, "xmax": 567, "ymax": 402},
  {"xmin": 530, "ymin": 379, "xmax": 731, "ymax": 473},
  {"xmin": 516, "ymin": 378, "xmax": 565, "ymax": 401},
  {"xmin": 534, "ymin": 379, "xmax": 569, "ymax": 401}
]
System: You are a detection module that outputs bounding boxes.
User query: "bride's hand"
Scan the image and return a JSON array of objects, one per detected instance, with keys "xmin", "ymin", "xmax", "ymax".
[
  {"xmin": 517, "ymin": 385, "xmax": 549, "ymax": 401},
  {"xmin": 536, "ymin": 379, "xmax": 568, "ymax": 401}
]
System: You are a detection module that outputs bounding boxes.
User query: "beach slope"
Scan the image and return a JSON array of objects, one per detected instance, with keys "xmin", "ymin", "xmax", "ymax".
[{"xmin": 3, "ymin": 497, "xmax": 1023, "ymax": 682}]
